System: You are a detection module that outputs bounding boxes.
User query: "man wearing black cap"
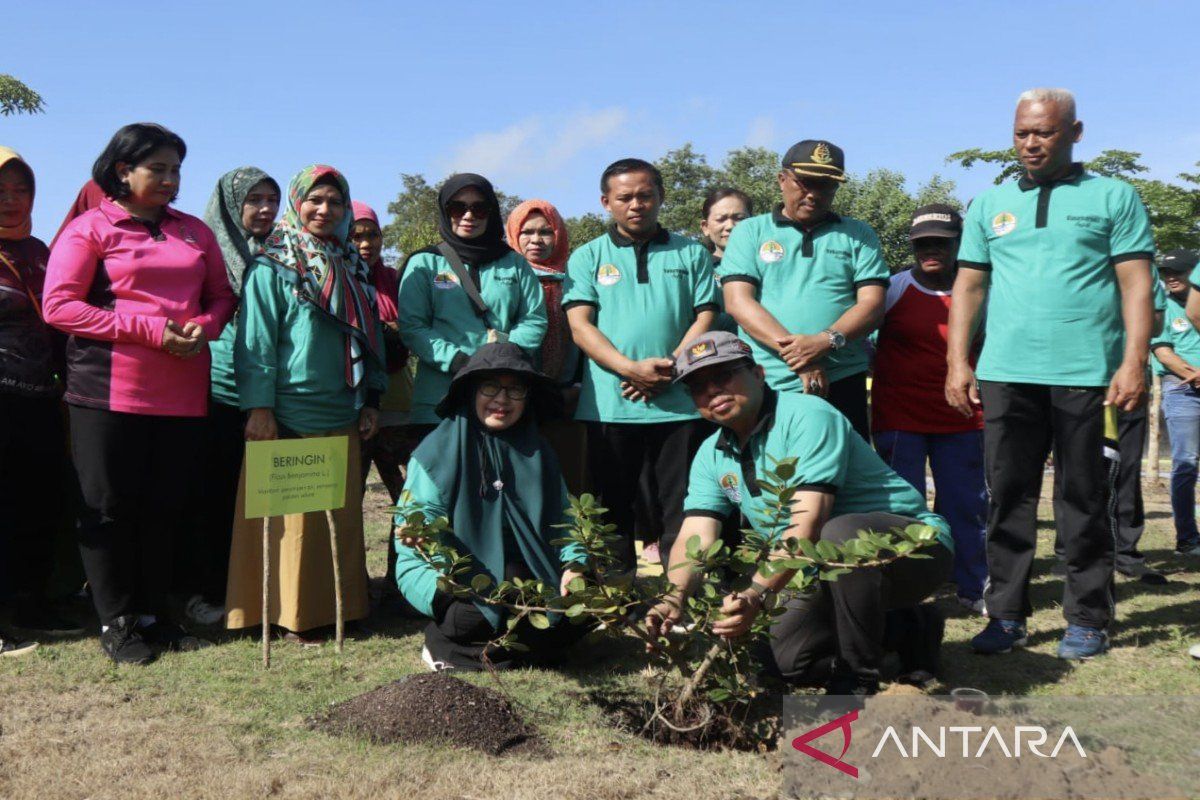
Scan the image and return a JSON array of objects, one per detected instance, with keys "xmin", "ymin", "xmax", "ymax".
[
  {"xmin": 1152, "ymin": 249, "xmax": 1200, "ymax": 557},
  {"xmin": 873, "ymin": 205, "xmax": 989, "ymax": 614},
  {"xmin": 946, "ymin": 88, "xmax": 1155, "ymax": 660},
  {"xmin": 645, "ymin": 331, "xmax": 954, "ymax": 695},
  {"xmin": 717, "ymin": 140, "xmax": 889, "ymax": 440}
]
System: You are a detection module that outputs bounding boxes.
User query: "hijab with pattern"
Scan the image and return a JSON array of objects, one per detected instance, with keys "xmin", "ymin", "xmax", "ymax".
[
  {"xmin": 256, "ymin": 165, "xmax": 383, "ymax": 388},
  {"xmin": 437, "ymin": 173, "xmax": 510, "ymax": 266},
  {"xmin": 203, "ymin": 166, "xmax": 280, "ymax": 296},
  {"xmin": 505, "ymin": 199, "xmax": 570, "ymax": 381}
]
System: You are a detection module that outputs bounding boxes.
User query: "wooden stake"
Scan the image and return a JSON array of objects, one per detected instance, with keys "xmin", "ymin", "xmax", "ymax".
[
  {"xmin": 1147, "ymin": 373, "xmax": 1163, "ymax": 487},
  {"xmin": 326, "ymin": 509, "xmax": 344, "ymax": 653},
  {"xmin": 262, "ymin": 518, "xmax": 271, "ymax": 669}
]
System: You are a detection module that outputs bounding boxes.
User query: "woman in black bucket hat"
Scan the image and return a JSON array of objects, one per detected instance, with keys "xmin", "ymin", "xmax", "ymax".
[{"xmin": 392, "ymin": 343, "xmax": 591, "ymax": 671}]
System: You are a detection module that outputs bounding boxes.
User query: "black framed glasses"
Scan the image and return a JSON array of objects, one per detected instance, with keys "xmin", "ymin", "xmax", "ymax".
[
  {"xmin": 446, "ymin": 200, "xmax": 490, "ymax": 219},
  {"xmin": 478, "ymin": 381, "xmax": 529, "ymax": 401}
]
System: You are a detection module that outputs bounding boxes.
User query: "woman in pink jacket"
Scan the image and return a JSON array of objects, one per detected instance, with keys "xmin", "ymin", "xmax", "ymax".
[{"xmin": 44, "ymin": 123, "xmax": 235, "ymax": 665}]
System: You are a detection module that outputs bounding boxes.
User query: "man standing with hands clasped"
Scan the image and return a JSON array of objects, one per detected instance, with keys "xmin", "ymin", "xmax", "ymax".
[
  {"xmin": 946, "ymin": 88, "xmax": 1155, "ymax": 660},
  {"xmin": 717, "ymin": 140, "xmax": 889, "ymax": 440},
  {"xmin": 564, "ymin": 158, "xmax": 718, "ymax": 573}
]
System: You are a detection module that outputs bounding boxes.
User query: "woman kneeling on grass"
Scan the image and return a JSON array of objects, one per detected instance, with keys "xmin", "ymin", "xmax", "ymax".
[{"xmin": 394, "ymin": 343, "xmax": 589, "ymax": 671}]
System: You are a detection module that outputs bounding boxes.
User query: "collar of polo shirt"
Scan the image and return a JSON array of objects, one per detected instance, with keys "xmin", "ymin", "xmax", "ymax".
[{"xmin": 1018, "ymin": 161, "xmax": 1085, "ymax": 192}]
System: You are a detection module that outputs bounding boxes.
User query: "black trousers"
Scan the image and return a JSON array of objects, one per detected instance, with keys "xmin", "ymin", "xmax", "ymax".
[
  {"xmin": 586, "ymin": 419, "xmax": 713, "ymax": 573},
  {"xmin": 768, "ymin": 512, "xmax": 953, "ymax": 685},
  {"xmin": 186, "ymin": 400, "xmax": 245, "ymax": 604},
  {"xmin": 980, "ymin": 382, "xmax": 1114, "ymax": 628},
  {"xmin": 826, "ymin": 371, "xmax": 870, "ymax": 443},
  {"xmin": 1114, "ymin": 405, "xmax": 1148, "ymax": 570},
  {"xmin": 0, "ymin": 395, "xmax": 70, "ymax": 606},
  {"xmin": 70, "ymin": 405, "xmax": 204, "ymax": 625},
  {"xmin": 423, "ymin": 598, "xmax": 590, "ymax": 670}
]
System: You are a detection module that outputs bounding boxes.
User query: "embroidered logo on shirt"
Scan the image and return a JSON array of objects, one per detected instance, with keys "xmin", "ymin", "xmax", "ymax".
[
  {"xmin": 991, "ymin": 212, "xmax": 1017, "ymax": 236},
  {"xmin": 181, "ymin": 225, "xmax": 198, "ymax": 245},
  {"xmin": 433, "ymin": 271, "xmax": 460, "ymax": 289},
  {"xmin": 759, "ymin": 241, "xmax": 785, "ymax": 263},
  {"xmin": 1173, "ymin": 317, "xmax": 1191, "ymax": 333},
  {"xmin": 719, "ymin": 472, "xmax": 742, "ymax": 503},
  {"xmin": 597, "ymin": 263, "xmax": 622, "ymax": 286}
]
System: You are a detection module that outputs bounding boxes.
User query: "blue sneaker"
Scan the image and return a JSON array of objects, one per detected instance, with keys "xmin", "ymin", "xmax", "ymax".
[
  {"xmin": 1057, "ymin": 624, "xmax": 1108, "ymax": 660},
  {"xmin": 970, "ymin": 618, "xmax": 1028, "ymax": 654}
]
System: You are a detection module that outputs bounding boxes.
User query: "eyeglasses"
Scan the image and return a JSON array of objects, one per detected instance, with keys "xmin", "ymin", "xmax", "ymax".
[
  {"xmin": 446, "ymin": 200, "xmax": 490, "ymax": 219},
  {"xmin": 478, "ymin": 381, "xmax": 528, "ymax": 401},
  {"xmin": 685, "ymin": 366, "xmax": 744, "ymax": 398}
]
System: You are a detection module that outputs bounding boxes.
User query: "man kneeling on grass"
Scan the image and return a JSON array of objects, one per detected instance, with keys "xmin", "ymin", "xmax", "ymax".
[{"xmin": 645, "ymin": 332, "xmax": 954, "ymax": 695}]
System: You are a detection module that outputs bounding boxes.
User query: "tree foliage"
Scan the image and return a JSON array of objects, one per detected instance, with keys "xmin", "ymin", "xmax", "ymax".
[
  {"xmin": 947, "ymin": 147, "xmax": 1200, "ymax": 251},
  {"xmin": 0, "ymin": 75, "xmax": 44, "ymax": 117}
]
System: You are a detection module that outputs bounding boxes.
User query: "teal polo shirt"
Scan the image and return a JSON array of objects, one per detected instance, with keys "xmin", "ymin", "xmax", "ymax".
[
  {"xmin": 716, "ymin": 209, "xmax": 889, "ymax": 391},
  {"xmin": 1152, "ymin": 289, "xmax": 1200, "ymax": 376},
  {"xmin": 398, "ymin": 248, "xmax": 547, "ymax": 424},
  {"xmin": 563, "ymin": 226, "xmax": 718, "ymax": 423},
  {"xmin": 684, "ymin": 391, "xmax": 952, "ymax": 550},
  {"xmin": 959, "ymin": 164, "xmax": 1155, "ymax": 387}
]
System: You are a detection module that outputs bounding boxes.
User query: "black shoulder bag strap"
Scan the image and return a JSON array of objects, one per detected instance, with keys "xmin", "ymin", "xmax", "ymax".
[{"xmin": 436, "ymin": 241, "xmax": 490, "ymax": 322}]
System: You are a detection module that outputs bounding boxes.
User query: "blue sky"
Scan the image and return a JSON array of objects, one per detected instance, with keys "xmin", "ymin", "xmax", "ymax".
[{"xmin": 6, "ymin": 1, "xmax": 1199, "ymax": 241}]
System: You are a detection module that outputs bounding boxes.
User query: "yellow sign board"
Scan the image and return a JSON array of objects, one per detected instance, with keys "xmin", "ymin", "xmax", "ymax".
[{"xmin": 244, "ymin": 436, "xmax": 348, "ymax": 518}]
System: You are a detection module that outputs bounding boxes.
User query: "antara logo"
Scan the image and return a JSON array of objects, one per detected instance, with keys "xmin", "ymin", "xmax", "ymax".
[{"xmin": 791, "ymin": 709, "xmax": 859, "ymax": 778}]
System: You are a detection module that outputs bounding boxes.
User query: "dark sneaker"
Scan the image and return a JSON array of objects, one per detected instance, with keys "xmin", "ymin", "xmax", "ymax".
[
  {"xmin": 140, "ymin": 621, "xmax": 211, "ymax": 652},
  {"xmin": 1057, "ymin": 624, "xmax": 1109, "ymax": 660},
  {"xmin": 14, "ymin": 607, "xmax": 86, "ymax": 637},
  {"xmin": 1117, "ymin": 563, "xmax": 1168, "ymax": 585},
  {"xmin": 100, "ymin": 616, "xmax": 156, "ymax": 665},
  {"xmin": 1175, "ymin": 542, "xmax": 1200, "ymax": 557},
  {"xmin": 0, "ymin": 632, "xmax": 38, "ymax": 658},
  {"xmin": 970, "ymin": 618, "xmax": 1028, "ymax": 654}
]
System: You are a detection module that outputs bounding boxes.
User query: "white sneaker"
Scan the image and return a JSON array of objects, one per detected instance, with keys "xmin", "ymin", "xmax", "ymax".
[
  {"xmin": 421, "ymin": 645, "xmax": 454, "ymax": 672},
  {"xmin": 1189, "ymin": 643, "xmax": 1200, "ymax": 660},
  {"xmin": 957, "ymin": 595, "xmax": 987, "ymax": 616},
  {"xmin": 184, "ymin": 595, "xmax": 225, "ymax": 626}
]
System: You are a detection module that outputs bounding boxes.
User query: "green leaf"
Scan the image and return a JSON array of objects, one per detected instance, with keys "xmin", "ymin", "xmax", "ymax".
[
  {"xmin": 470, "ymin": 574, "xmax": 493, "ymax": 593},
  {"xmin": 528, "ymin": 613, "xmax": 551, "ymax": 630},
  {"xmin": 815, "ymin": 541, "xmax": 839, "ymax": 562}
]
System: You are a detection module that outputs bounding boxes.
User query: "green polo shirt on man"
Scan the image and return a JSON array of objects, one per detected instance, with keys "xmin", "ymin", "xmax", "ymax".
[
  {"xmin": 398, "ymin": 248, "xmax": 547, "ymax": 424},
  {"xmin": 1152, "ymin": 289, "xmax": 1200, "ymax": 376},
  {"xmin": 683, "ymin": 391, "xmax": 952, "ymax": 549},
  {"xmin": 958, "ymin": 164, "xmax": 1155, "ymax": 387},
  {"xmin": 716, "ymin": 209, "xmax": 889, "ymax": 391},
  {"xmin": 563, "ymin": 227, "xmax": 718, "ymax": 423}
]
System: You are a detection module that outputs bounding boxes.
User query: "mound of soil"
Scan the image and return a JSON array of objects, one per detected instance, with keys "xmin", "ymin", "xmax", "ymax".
[
  {"xmin": 591, "ymin": 689, "xmax": 781, "ymax": 752},
  {"xmin": 310, "ymin": 673, "xmax": 543, "ymax": 756}
]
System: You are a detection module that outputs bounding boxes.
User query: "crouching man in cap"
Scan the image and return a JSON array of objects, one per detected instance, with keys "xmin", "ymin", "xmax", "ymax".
[{"xmin": 646, "ymin": 332, "xmax": 954, "ymax": 695}]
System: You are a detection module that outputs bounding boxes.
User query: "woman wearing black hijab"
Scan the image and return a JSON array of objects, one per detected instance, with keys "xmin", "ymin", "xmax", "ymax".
[{"xmin": 397, "ymin": 174, "xmax": 547, "ymax": 433}]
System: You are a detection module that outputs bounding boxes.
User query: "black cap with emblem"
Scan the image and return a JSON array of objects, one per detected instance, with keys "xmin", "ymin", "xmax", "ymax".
[
  {"xmin": 909, "ymin": 203, "xmax": 963, "ymax": 240},
  {"xmin": 1159, "ymin": 249, "xmax": 1198, "ymax": 274},
  {"xmin": 782, "ymin": 139, "xmax": 846, "ymax": 183}
]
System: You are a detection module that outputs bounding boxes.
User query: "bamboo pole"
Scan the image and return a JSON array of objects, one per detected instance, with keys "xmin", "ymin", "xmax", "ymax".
[
  {"xmin": 326, "ymin": 509, "xmax": 344, "ymax": 653},
  {"xmin": 262, "ymin": 518, "xmax": 271, "ymax": 669},
  {"xmin": 1148, "ymin": 373, "xmax": 1163, "ymax": 486}
]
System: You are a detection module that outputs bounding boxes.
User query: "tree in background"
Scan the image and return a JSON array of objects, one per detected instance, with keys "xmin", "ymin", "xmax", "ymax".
[
  {"xmin": 947, "ymin": 147, "xmax": 1200, "ymax": 251},
  {"xmin": 0, "ymin": 75, "xmax": 44, "ymax": 117}
]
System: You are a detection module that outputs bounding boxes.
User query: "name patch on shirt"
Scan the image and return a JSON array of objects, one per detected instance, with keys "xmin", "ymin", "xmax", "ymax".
[
  {"xmin": 759, "ymin": 241, "xmax": 785, "ymax": 263},
  {"xmin": 597, "ymin": 264, "xmax": 621, "ymax": 286}
]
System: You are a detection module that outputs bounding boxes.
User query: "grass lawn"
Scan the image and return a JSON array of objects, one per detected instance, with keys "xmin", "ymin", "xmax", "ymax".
[{"xmin": 3, "ymin": 477, "xmax": 1199, "ymax": 800}]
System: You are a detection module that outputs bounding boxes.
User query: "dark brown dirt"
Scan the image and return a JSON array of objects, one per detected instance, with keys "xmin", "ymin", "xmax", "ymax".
[
  {"xmin": 310, "ymin": 673, "xmax": 545, "ymax": 757},
  {"xmin": 591, "ymin": 689, "xmax": 781, "ymax": 752}
]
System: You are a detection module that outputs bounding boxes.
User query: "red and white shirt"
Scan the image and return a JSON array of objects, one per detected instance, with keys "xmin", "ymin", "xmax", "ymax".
[{"xmin": 872, "ymin": 268, "xmax": 983, "ymax": 434}]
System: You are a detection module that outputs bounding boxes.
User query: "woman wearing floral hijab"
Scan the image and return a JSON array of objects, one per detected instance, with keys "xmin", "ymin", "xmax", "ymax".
[
  {"xmin": 179, "ymin": 167, "xmax": 279, "ymax": 626},
  {"xmin": 224, "ymin": 165, "xmax": 385, "ymax": 641},
  {"xmin": 398, "ymin": 173, "xmax": 547, "ymax": 433}
]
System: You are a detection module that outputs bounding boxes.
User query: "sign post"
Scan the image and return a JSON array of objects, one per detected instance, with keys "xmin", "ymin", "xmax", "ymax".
[{"xmin": 244, "ymin": 436, "xmax": 349, "ymax": 667}]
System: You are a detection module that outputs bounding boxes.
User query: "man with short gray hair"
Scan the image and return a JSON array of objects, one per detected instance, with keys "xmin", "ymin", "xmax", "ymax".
[{"xmin": 946, "ymin": 88, "xmax": 1155, "ymax": 660}]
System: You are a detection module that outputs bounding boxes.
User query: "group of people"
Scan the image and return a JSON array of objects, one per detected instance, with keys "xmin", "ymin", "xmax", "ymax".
[{"xmin": 2, "ymin": 86, "xmax": 1197, "ymax": 694}]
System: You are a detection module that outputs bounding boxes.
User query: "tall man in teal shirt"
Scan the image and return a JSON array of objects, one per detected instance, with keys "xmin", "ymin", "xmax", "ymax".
[
  {"xmin": 718, "ymin": 140, "xmax": 889, "ymax": 440},
  {"xmin": 564, "ymin": 159, "xmax": 718, "ymax": 573},
  {"xmin": 946, "ymin": 88, "xmax": 1155, "ymax": 660}
]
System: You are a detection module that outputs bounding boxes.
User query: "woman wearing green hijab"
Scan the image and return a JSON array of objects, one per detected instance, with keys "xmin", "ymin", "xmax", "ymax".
[
  {"xmin": 394, "ymin": 343, "xmax": 590, "ymax": 671},
  {"xmin": 183, "ymin": 167, "xmax": 281, "ymax": 626}
]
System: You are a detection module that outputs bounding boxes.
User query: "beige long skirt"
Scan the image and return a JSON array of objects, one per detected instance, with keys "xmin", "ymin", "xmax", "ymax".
[{"xmin": 225, "ymin": 425, "xmax": 369, "ymax": 632}]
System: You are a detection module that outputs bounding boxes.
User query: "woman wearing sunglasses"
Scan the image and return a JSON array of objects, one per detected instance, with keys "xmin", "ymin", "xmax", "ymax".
[
  {"xmin": 393, "ymin": 343, "xmax": 588, "ymax": 671},
  {"xmin": 397, "ymin": 174, "xmax": 547, "ymax": 435}
]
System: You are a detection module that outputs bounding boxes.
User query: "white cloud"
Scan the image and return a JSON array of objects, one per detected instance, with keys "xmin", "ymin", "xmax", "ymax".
[
  {"xmin": 442, "ymin": 107, "xmax": 629, "ymax": 182},
  {"xmin": 746, "ymin": 115, "xmax": 778, "ymax": 148}
]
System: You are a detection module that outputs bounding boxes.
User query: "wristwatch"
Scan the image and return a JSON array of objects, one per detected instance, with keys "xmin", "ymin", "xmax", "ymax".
[{"xmin": 823, "ymin": 328, "xmax": 846, "ymax": 351}]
